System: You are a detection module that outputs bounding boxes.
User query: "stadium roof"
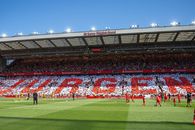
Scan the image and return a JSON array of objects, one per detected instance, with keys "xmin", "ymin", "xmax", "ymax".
[{"xmin": 0, "ymin": 25, "xmax": 195, "ymax": 59}]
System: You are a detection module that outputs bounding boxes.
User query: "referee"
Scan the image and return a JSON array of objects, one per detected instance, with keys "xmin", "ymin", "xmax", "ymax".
[
  {"xmin": 186, "ymin": 92, "xmax": 192, "ymax": 107},
  {"xmin": 33, "ymin": 91, "xmax": 38, "ymax": 105}
]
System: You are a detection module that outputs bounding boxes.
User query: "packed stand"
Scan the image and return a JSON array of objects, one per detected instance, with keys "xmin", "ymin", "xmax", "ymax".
[
  {"xmin": 4, "ymin": 53, "xmax": 195, "ymax": 73},
  {"xmin": 0, "ymin": 74, "xmax": 195, "ymax": 97}
]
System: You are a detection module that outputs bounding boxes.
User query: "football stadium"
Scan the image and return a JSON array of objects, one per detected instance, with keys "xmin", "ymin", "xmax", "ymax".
[
  {"xmin": 0, "ymin": 24, "xmax": 195, "ymax": 130},
  {"xmin": 0, "ymin": 1, "xmax": 195, "ymax": 130}
]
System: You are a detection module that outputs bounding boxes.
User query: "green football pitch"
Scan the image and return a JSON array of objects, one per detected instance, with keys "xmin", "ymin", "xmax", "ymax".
[{"xmin": 0, "ymin": 97, "xmax": 194, "ymax": 130}]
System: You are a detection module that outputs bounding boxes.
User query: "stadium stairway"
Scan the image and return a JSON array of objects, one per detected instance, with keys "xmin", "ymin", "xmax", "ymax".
[
  {"xmin": 21, "ymin": 79, "xmax": 39, "ymax": 93},
  {"xmin": 0, "ymin": 79, "xmax": 24, "ymax": 95}
]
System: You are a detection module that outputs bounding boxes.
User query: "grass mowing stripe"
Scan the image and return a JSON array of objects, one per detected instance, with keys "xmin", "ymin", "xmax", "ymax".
[
  {"xmin": 0, "ymin": 98, "xmax": 194, "ymax": 130},
  {"xmin": 0, "ymin": 98, "xmax": 104, "ymax": 117},
  {"xmin": 0, "ymin": 98, "xmax": 104, "ymax": 130},
  {"xmin": 37, "ymin": 98, "xmax": 129, "ymax": 130},
  {"xmin": 125, "ymin": 99, "xmax": 195, "ymax": 130}
]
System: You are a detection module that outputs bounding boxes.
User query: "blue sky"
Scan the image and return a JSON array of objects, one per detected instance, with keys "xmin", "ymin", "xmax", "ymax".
[{"xmin": 0, "ymin": 0, "xmax": 195, "ymax": 36}]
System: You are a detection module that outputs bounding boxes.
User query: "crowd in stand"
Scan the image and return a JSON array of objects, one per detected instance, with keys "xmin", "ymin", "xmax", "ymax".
[
  {"xmin": 0, "ymin": 74, "xmax": 194, "ymax": 97},
  {"xmin": 0, "ymin": 53, "xmax": 195, "ymax": 97},
  {"xmin": 4, "ymin": 53, "xmax": 195, "ymax": 73}
]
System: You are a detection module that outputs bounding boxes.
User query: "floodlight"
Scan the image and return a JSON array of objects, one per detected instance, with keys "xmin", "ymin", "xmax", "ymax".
[
  {"xmin": 191, "ymin": 20, "xmax": 195, "ymax": 25},
  {"xmin": 105, "ymin": 27, "xmax": 110, "ymax": 30},
  {"xmin": 66, "ymin": 28, "xmax": 72, "ymax": 33},
  {"xmin": 150, "ymin": 23, "xmax": 158, "ymax": 27},
  {"xmin": 130, "ymin": 24, "xmax": 139, "ymax": 28},
  {"xmin": 1, "ymin": 33, "xmax": 7, "ymax": 37},
  {"xmin": 17, "ymin": 32, "xmax": 23, "ymax": 36},
  {"xmin": 91, "ymin": 26, "xmax": 96, "ymax": 31},
  {"xmin": 48, "ymin": 29, "xmax": 54, "ymax": 34},
  {"xmin": 170, "ymin": 21, "xmax": 180, "ymax": 26},
  {"xmin": 32, "ymin": 32, "xmax": 39, "ymax": 35}
]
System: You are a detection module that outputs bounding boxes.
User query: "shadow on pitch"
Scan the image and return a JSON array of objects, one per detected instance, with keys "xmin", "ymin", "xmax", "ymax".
[{"xmin": 0, "ymin": 116, "xmax": 192, "ymax": 125}]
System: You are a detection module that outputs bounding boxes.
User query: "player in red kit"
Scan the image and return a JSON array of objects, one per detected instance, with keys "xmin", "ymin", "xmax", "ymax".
[
  {"xmin": 177, "ymin": 93, "xmax": 181, "ymax": 103},
  {"xmin": 164, "ymin": 93, "xmax": 168, "ymax": 102},
  {"xmin": 131, "ymin": 93, "xmax": 135, "ymax": 103},
  {"xmin": 156, "ymin": 94, "xmax": 161, "ymax": 107},
  {"xmin": 125, "ymin": 92, "xmax": 129, "ymax": 104},
  {"xmin": 173, "ymin": 95, "xmax": 176, "ymax": 106},
  {"xmin": 142, "ymin": 95, "xmax": 146, "ymax": 106}
]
